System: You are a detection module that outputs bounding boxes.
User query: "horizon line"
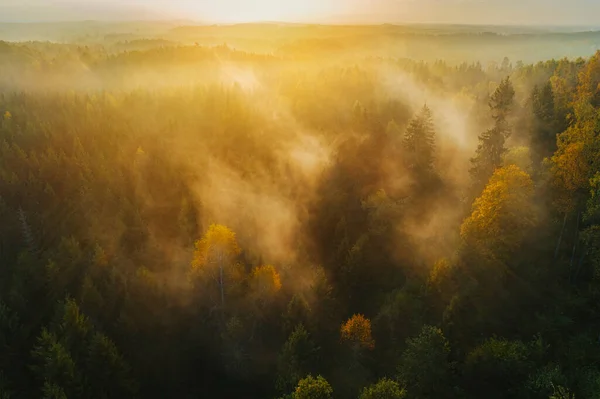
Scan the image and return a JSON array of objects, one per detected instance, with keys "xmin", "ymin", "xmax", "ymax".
[{"xmin": 1, "ymin": 19, "xmax": 600, "ymax": 29}]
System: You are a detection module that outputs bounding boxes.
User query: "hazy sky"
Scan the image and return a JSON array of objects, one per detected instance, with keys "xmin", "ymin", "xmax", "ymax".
[{"xmin": 2, "ymin": 0, "xmax": 600, "ymax": 26}]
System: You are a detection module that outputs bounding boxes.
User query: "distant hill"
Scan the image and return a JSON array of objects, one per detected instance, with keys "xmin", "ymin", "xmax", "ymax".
[
  {"xmin": 2, "ymin": 21, "xmax": 600, "ymax": 64},
  {"xmin": 0, "ymin": 21, "xmax": 196, "ymax": 42}
]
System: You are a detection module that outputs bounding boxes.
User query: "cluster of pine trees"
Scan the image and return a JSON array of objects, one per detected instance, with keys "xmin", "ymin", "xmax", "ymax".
[{"xmin": 1, "ymin": 39, "xmax": 600, "ymax": 398}]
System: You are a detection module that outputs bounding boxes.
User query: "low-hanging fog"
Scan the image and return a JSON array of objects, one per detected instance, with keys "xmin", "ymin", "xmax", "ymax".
[{"xmin": 1, "ymin": 21, "xmax": 599, "ymax": 399}]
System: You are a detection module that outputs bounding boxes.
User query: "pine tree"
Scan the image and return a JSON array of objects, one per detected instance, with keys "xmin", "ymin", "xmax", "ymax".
[
  {"xmin": 470, "ymin": 77, "xmax": 515, "ymax": 193},
  {"xmin": 530, "ymin": 82, "xmax": 558, "ymax": 161},
  {"xmin": 30, "ymin": 329, "xmax": 81, "ymax": 398},
  {"xmin": 276, "ymin": 324, "xmax": 319, "ymax": 393},
  {"xmin": 85, "ymin": 332, "xmax": 137, "ymax": 398},
  {"xmin": 404, "ymin": 104, "xmax": 436, "ymax": 178}
]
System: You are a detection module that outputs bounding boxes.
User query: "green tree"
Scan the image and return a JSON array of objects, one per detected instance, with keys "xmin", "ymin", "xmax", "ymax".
[
  {"xmin": 549, "ymin": 385, "xmax": 575, "ymax": 399},
  {"xmin": 527, "ymin": 364, "xmax": 568, "ymax": 398},
  {"xmin": 464, "ymin": 338, "xmax": 532, "ymax": 399},
  {"xmin": 276, "ymin": 324, "xmax": 320, "ymax": 393},
  {"xmin": 41, "ymin": 381, "xmax": 67, "ymax": 399},
  {"xmin": 397, "ymin": 325, "xmax": 451, "ymax": 398},
  {"xmin": 0, "ymin": 302, "xmax": 23, "ymax": 372},
  {"xmin": 471, "ymin": 77, "xmax": 515, "ymax": 192},
  {"xmin": 220, "ymin": 316, "xmax": 250, "ymax": 376},
  {"xmin": 359, "ymin": 378, "xmax": 406, "ymax": 399},
  {"xmin": 374, "ymin": 287, "xmax": 424, "ymax": 367},
  {"xmin": 30, "ymin": 329, "xmax": 80, "ymax": 398},
  {"xmin": 403, "ymin": 104, "xmax": 436, "ymax": 178},
  {"xmin": 530, "ymin": 82, "xmax": 558, "ymax": 160},
  {"xmin": 282, "ymin": 294, "xmax": 312, "ymax": 335},
  {"xmin": 50, "ymin": 298, "xmax": 92, "ymax": 361},
  {"xmin": 85, "ymin": 332, "xmax": 137, "ymax": 398},
  {"xmin": 292, "ymin": 375, "xmax": 333, "ymax": 399}
]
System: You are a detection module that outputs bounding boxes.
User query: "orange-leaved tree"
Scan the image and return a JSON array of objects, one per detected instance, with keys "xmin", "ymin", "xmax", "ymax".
[{"xmin": 340, "ymin": 314, "xmax": 375, "ymax": 351}]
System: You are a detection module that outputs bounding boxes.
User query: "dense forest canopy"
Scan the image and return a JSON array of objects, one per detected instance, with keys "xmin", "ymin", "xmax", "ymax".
[{"xmin": 1, "ymin": 22, "xmax": 600, "ymax": 399}]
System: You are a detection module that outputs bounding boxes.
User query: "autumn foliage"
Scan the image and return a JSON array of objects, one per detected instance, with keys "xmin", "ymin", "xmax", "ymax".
[
  {"xmin": 340, "ymin": 314, "xmax": 375, "ymax": 350},
  {"xmin": 461, "ymin": 164, "xmax": 536, "ymax": 254},
  {"xmin": 192, "ymin": 224, "xmax": 241, "ymax": 271}
]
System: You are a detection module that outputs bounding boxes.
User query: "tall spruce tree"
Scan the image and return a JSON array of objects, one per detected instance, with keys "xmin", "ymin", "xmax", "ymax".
[
  {"xmin": 404, "ymin": 104, "xmax": 436, "ymax": 180},
  {"xmin": 470, "ymin": 77, "xmax": 516, "ymax": 193}
]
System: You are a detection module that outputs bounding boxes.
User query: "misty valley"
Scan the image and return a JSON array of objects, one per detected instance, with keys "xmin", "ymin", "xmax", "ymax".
[{"xmin": 0, "ymin": 22, "xmax": 600, "ymax": 399}]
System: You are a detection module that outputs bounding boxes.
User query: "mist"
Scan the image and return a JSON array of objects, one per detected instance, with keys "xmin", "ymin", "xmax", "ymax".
[{"xmin": 0, "ymin": 18, "xmax": 598, "ymax": 399}]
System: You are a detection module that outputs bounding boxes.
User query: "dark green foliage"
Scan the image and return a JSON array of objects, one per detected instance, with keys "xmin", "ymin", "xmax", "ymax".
[
  {"xmin": 463, "ymin": 338, "xmax": 532, "ymax": 398},
  {"xmin": 397, "ymin": 325, "xmax": 452, "ymax": 398},
  {"xmin": 85, "ymin": 332, "xmax": 137, "ymax": 398},
  {"xmin": 276, "ymin": 324, "xmax": 320, "ymax": 393},
  {"xmin": 526, "ymin": 364, "xmax": 568, "ymax": 398},
  {"xmin": 41, "ymin": 382, "xmax": 67, "ymax": 399},
  {"xmin": 30, "ymin": 329, "xmax": 80, "ymax": 398},
  {"xmin": 530, "ymin": 82, "xmax": 559, "ymax": 160}
]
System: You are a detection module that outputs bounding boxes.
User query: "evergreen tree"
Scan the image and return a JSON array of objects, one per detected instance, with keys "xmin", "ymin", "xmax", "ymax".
[
  {"xmin": 470, "ymin": 77, "xmax": 515, "ymax": 193},
  {"xmin": 397, "ymin": 325, "xmax": 452, "ymax": 398},
  {"xmin": 276, "ymin": 324, "xmax": 320, "ymax": 393},
  {"xmin": 404, "ymin": 104, "xmax": 436, "ymax": 179},
  {"xmin": 30, "ymin": 329, "xmax": 81, "ymax": 398},
  {"xmin": 530, "ymin": 82, "xmax": 558, "ymax": 161},
  {"xmin": 464, "ymin": 338, "xmax": 532, "ymax": 399},
  {"xmin": 85, "ymin": 332, "xmax": 137, "ymax": 398}
]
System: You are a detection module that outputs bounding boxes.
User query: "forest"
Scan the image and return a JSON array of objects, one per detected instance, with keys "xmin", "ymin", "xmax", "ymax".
[{"xmin": 0, "ymin": 23, "xmax": 600, "ymax": 399}]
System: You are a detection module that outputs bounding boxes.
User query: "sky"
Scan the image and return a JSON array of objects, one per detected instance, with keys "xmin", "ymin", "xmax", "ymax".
[{"xmin": 2, "ymin": 0, "xmax": 600, "ymax": 26}]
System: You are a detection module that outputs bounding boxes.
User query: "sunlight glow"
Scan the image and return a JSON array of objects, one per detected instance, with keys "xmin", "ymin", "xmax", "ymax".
[{"xmin": 182, "ymin": 0, "xmax": 335, "ymax": 23}]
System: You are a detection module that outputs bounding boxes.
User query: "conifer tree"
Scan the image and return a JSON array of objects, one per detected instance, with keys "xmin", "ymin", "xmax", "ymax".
[
  {"xmin": 404, "ymin": 104, "xmax": 436, "ymax": 179},
  {"xmin": 470, "ymin": 77, "xmax": 516, "ymax": 193}
]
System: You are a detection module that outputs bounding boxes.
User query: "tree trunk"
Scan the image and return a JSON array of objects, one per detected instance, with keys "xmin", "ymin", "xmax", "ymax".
[
  {"xmin": 573, "ymin": 248, "xmax": 588, "ymax": 283},
  {"xmin": 554, "ymin": 212, "xmax": 568, "ymax": 259},
  {"xmin": 218, "ymin": 250, "xmax": 225, "ymax": 309},
  {"xmin": 569, "ymin": 212, "xmax": 581, "ymax": 282},
  {"xmin": 220, "ymin": 264, "xmax": 225, "ymax": 309}
]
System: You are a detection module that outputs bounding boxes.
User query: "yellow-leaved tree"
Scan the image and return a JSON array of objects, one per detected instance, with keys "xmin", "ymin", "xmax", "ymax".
[
  {"xmin": 191, "ymin": 224, "xmax": 242, "ymax": 310},
  {"xmin": 551, "ymin": 51, "xmax": 600, "ymax": 214},
  {"xmin": 551, "ymin": 137, "xmax": 593, "ymax": 213},
  {"xmin": 461, "ymin": 164, "xmax": 536, "ymax": 258}
]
